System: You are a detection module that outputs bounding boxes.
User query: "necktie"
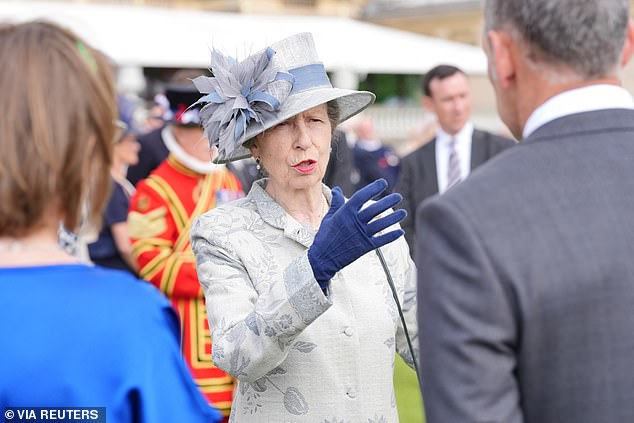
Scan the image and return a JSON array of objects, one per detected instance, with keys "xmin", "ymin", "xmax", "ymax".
[{"xmin": 447, "ymin": 137, "xmax": 461, "ymax": 189}]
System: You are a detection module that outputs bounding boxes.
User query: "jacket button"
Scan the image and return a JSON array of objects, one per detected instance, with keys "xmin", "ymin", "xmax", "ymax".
[{"xmin": 343, "ymin": 327, "xmax": 354, "ymax": 337}]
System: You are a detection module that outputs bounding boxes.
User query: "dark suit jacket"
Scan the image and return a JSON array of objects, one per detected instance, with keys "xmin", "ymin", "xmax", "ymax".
[
  {"xmin": 416, "ymin": 109, "xmax": 634, "ymax": 423},
  {"xmin": 323, "ymin": 130, "xmax": 357, "ymax": 197},
  {"xmin": 126, "ymin": 127, "xmax": 169, "ymax": 186},
  {"xmin": 395, "ymin": 128, "xmax": 514, "ymax": 254}
]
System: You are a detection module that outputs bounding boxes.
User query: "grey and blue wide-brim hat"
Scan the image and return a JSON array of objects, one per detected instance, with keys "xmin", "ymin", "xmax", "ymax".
[{"xmin": 192, "ymin": 32, "xmax": 375, "ymax": 163}]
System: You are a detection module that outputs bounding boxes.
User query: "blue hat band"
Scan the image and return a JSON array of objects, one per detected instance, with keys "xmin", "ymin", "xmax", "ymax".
[{"xmin": 288, "ymin": 63, "xmax": 332, "ymax": 94}]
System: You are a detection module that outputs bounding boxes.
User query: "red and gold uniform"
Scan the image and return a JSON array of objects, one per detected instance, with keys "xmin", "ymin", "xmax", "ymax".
[{"xmin": 128, "ymin": 154, "xmax": 242, "ymax": 420}]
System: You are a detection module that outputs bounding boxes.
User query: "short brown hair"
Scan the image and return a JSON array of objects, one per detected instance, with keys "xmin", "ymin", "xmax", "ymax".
[
  {"xmin": 0, "ymin": 21, "xmax": 116, "ymax": 237},
  {"xmin": 422, "ymin": 65, "xmax": 465, "ymax": 97}
]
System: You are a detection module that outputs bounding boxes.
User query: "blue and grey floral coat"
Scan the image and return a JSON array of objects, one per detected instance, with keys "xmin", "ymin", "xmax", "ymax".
[{"xmin": 191, "ymin": 179, "xmax": 419, "ymax": 422}]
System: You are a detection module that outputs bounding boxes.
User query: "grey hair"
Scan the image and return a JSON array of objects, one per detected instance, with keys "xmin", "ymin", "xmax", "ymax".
[
  {"xmin": 326, "ymin": 100, "xmax": 340, "ymax": 135},
  {"xmin": 483, "ymin": 0, "xmax": 629, "ymax": 79}
]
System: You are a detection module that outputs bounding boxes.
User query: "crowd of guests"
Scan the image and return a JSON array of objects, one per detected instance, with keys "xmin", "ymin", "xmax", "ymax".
[{"xmin": 3, "ymin": 0, "xmax": 634, "ymax": 421}]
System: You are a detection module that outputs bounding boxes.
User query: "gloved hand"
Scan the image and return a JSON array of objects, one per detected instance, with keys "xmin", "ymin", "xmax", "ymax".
[{"xmin": 308, "ymin": 179, "xmax": 406, "ymax": 287}]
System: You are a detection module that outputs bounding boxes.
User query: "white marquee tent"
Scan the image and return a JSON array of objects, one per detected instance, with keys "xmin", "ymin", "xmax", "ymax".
[{"xmin": 1, "ymin": 1, "xmax": 487, "ymax": 91}]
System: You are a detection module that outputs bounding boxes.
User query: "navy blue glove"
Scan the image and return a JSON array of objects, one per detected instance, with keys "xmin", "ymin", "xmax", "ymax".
[{"xmin": 308, "ymin": 179, "xmax": 406, "ymax": 288}]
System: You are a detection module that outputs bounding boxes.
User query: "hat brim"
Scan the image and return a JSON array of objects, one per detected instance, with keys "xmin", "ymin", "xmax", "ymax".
[{"xmin": 213, "ymin": 88, "xmax": 375, "ymax": 163}]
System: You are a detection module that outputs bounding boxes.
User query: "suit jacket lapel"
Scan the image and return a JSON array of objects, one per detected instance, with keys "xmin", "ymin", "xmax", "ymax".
[
  {"xmin": 470, "ymin": 129, "xmax": 487, "ymax": 170},
  {"xmin": 423, "ymin": 139, "xmax": 439, "ymax": 197}
]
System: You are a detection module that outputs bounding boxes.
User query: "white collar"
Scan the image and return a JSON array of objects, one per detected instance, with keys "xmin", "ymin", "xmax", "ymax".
[
  {"xmin": 436, "ymin": 121, "xmax": 474, "ymax": 146},
  {"xmin": 523, "ymin": 84, "xmax": 634, "ymax": 138},
  {"xmin": 162, "ymin": 126, "xmax": 222, "ymax": 174}
]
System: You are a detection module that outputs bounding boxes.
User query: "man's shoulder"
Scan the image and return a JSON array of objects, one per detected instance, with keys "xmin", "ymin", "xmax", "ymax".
[
  {"xmin": 527, "ymin": 108, "xmax": 634, "ymax": 142},
  {"xmin": 425, "ymin": 142, "xmax": 526, "ymax": 213},
  {"xmin": 136, "ymin": 127, "xmax": 167, "ymax": 154},
  {"xmin": 401, "ymin": 138, "xmax": 436, "ymax": 164},
  {"xmin": 473, "ymin": 128, "xmax": 515, "ymax": 146},
  {"xmin": 131, "ymin": 160, "xmax": 194, "ymax": 204},
  {"xmin": 137, "ymin": 126, "xmax": 163, "ymax": 143}
]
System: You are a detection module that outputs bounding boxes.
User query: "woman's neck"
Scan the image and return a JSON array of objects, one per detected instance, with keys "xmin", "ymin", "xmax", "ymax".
[
  {"xmin": 0, "ymin": 226, "xmax": 77, "ymax": 267},
  {"xmin": 265, "ymin": 183, "xmax": 328, "ymax": 231}
]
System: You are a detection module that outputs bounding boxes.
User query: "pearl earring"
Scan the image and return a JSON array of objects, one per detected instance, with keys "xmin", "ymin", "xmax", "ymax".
[{"xmin": 255, "ymin": 157, "xmax": 261, "ymax": 171}]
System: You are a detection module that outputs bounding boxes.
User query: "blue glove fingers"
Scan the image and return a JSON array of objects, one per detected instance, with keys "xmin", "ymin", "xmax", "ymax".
[
  {"xmin": 365, "ymin": 209, "xmax": 407, "ymax": 236},
  {"xmin": 347, "ymin": 178, "xmax": 388, "ymax": 209},
  {"xmin": 357, "ymin": 192, "xmax": 403, "ymax": 224},
  {"xmin": 371, "ymin": 228, "xmax": 405, "ymax": 249},
  {"xmin": 325, "ymin": 186, "xmax": 345, "ymax": 218}
]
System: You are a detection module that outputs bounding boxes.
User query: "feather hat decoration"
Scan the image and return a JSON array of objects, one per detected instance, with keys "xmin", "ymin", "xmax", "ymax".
[
  {"xmin": 192, "ymin": 47, "xmax": 294, "ymax": 161},
  {"xmin": 193, "ymin": 33, "xmax": 375, "ymax": 163}
]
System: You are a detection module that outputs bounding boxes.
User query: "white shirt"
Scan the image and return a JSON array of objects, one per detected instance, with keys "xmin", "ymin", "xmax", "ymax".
[
  {"xmin": 435, "ymin": 122, "xmax": 474, "ymax": 193},
  {"xmin": 523, "ymin": 84, "xmax": 634, "ymax": 138}
]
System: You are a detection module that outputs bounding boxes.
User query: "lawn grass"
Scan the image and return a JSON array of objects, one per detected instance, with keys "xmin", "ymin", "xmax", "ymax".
[{"xmin": 394, "ymin": 355, "xmax": 426, "ymax": 422}]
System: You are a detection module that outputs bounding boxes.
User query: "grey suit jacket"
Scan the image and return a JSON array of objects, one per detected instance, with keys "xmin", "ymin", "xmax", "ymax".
[
  {"xmin": 416, "ymin": 109, "xmax": 634, "ymax": 423},
  {"xmin": 395, "ymin": 128, "xmax": 514, "ymax": 254}
]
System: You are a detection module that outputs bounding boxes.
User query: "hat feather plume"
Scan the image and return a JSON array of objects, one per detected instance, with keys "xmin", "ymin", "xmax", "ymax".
[{"xmin": 192, "ymin": 47, "xmax": 294, "ymax": 159}]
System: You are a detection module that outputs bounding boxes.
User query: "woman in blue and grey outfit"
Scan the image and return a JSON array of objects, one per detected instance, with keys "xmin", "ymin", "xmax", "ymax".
[{"xmin": 191, "ymin": 32, "xmax": 418, "ymax": 422}]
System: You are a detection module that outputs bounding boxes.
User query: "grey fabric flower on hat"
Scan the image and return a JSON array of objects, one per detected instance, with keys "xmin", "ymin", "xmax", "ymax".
[{"xmin": 192, "ymin": 47, "xmax": 294, "ymax": 159}]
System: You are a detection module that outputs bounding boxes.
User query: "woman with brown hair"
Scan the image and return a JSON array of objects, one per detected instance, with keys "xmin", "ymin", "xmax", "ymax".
[{"xmin": 0, "ymin": 21, "xmax": 221, "ymax": 422}]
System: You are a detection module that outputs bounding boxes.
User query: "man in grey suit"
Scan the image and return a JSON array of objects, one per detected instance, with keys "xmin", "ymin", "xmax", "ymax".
[
  {"xmin": 416, "ymin": 1, "xmax": 634, "ymax": 422},
  {"xmin": 396, "ymin": 64, "xmax": 514, "ymax": 255}
]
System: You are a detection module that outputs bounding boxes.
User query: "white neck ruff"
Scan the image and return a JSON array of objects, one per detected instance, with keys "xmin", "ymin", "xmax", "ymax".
[{"xmin": 162, "ymin": 126, "xmax": 222, "ymax": 174}]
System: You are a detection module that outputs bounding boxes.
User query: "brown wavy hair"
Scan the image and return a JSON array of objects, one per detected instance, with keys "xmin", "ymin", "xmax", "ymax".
[{"xmin": 0, "ymin": 21, "xmax": 116, "ymax": 237}]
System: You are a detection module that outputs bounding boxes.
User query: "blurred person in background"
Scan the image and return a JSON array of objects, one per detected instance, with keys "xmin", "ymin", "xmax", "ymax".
[
  {"xmin": 88, "ymin": 95, "xmax": 141, "ymax": 275},
  {"xmin": 127, "ymin": 73, "xmax": 257, "ymax": 196},
  {"xmin": 323, "ymin": 129, "xmax": 357, "ymax": 196},
  {"xmin": 0, "ymin": 20, "xmax": 221, "ymax": 422},
  {"xmin": 128, "ymin": 75, "xmax": 244, "ymax": 420},
  {"xmin": 397, "ymin": 113, "xmax": 438, "ymax": 158},
  {"xmin": 351, "ymin": 114, "xmax": 401, "ymax": 196},
  {"xmin": 144, "ymin": 92, "xmax": 169, "ymax": 132},
  {"xmin": 126, "ymin": 71, "xmax": 204, "ymax": 186},
  {"xmin": 396, "ymin": 64, "xmax": 514, "ymax": 255}
]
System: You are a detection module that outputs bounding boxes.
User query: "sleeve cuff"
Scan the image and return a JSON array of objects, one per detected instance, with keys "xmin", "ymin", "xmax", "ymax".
[{"xmin": 283, "ymin": 253, "xmax": 332, "ymax": 324}]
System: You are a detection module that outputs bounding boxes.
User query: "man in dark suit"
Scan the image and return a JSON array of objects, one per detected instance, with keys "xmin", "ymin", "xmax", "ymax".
[
  {"xmin": 396, "ymin": 64, "xmax": 514, "ymax": 254},
  {"xmin": 416, "ymin": 1, "xmax": 634, "ymax": 422}
]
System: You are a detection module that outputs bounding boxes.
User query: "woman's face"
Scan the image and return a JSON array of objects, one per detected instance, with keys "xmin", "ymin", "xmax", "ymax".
[
  {"xmin": 251, "ymin": 104, "xmax": 332, "ymax": 192},
  {"xmin": 114, "ymin": 134, "xmax": 140, "ymax": 166}
]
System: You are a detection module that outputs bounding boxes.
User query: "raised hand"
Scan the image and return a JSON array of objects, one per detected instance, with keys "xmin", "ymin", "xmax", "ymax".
[{"xmin": 308, "ymin": 179, "xmax": 406, "ymax": 286}]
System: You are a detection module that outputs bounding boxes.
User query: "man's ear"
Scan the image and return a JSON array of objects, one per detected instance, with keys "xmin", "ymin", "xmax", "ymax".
[
  {"xmin": 486, "ymin": 30, "xmax": 516, "ymax": 89},
  {"xmin": 620, "ymin": 20, "xmax": 634, "ymax": 68}
]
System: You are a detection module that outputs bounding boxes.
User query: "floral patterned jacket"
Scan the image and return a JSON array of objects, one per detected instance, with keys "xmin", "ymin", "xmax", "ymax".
[{"xmin": 191, "ymin": 179, "xmax": 419, "ymax": 422}]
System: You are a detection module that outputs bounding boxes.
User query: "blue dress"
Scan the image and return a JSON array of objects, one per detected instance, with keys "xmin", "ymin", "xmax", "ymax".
[{"xmin": 0, "ymin": 264, "xmax": 222, "ymax": 423}]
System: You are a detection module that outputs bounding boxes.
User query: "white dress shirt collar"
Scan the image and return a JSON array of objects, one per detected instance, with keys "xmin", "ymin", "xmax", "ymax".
[
  {"xmin": 436, "ymin": 121, "xmax": 474, "ymax": 148},
  {"xmin": 435, "ymin": 122, "xmax": 474, "ymax": 193},
  {"xmin": 523, "ymin": 84, "xmax": 634, "ymax": 138}
]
